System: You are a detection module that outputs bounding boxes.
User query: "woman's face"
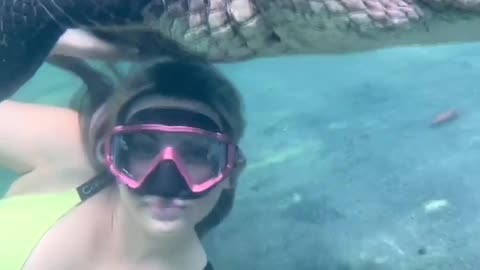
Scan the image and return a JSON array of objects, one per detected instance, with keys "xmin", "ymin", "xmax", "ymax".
[{"xmin": 115, "ymin": 94, "xmax": 233, "ymax": 235}]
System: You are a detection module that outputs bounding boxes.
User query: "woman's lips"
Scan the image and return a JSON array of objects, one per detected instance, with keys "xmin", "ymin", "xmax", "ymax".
[{"xmin": 143, "ymin": 196, "xmax": 191, "ymax": 221}]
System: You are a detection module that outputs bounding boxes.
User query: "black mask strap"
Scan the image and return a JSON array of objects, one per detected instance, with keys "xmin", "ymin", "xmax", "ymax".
[
  {"xmin": 125, "ymin": 108, "xmax": 222, "ymax": 133},
  {"xmin": 76, "ymin": 174, "xmax": 112, "ymax": 201}
]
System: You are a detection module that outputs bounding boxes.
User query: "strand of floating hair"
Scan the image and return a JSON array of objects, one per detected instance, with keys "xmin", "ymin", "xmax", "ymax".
[{"xmin": 88, "ymin": 103, "xmax": 107, "ymax": 144}]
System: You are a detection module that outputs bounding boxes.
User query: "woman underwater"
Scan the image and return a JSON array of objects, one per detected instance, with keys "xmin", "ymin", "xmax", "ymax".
[{"xmin": 0, "ymin": 58, "xmax": 247, "ymax": 269}]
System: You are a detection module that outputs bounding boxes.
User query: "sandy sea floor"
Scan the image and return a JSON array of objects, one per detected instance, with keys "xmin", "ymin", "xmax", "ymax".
[{"xmin": 3, "ymin": 43, "xmax": 480, "ymax": 270}]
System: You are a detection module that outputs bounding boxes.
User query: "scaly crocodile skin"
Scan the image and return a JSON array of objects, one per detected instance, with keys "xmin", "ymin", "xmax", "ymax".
[
  {"xmin": 0, "ymin": 0, "xmax": 150, "ymax": 99},
  {"xmin": 1, "ymin": 0, "xmax": 480, "ymax": 100},
  {"xmin": 130, "ymin": 0, "xmax": 480, "ymax": 60}
]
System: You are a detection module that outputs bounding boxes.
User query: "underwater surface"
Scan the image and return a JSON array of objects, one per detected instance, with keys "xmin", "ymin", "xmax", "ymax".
[{"xmin": 2, "ymin": 42, "xmax": 480, "ymax": 269}]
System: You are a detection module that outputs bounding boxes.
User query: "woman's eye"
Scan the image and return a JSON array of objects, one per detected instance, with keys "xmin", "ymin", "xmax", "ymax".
[{"xmin": 129, "ymin": 135, "xmax": 158, "ymax": 157}]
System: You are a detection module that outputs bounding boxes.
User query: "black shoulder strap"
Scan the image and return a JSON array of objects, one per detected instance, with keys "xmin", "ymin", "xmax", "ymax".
[
  {"xmin": 76, "ymin": 174, "xmax": 113, "ymax": 201},
  {"xmin": 204, "ymin": 262, "xmax": 215, "ymax": 270}
]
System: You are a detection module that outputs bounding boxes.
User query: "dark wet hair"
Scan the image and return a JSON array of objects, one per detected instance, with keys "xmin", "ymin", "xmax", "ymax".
[{"xmin": 61, "ymin": 56, "xmax": 246, "ymax": 238}]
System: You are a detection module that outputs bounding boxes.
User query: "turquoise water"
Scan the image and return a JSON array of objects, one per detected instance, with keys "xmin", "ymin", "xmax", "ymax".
[{"xmin": 3, "ymin": 43, "xmax": 480, "ymax": 269}]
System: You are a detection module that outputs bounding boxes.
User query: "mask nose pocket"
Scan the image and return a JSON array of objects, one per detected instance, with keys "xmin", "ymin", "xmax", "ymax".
[{"xmin": 137, "ymin": 161, "xmax": 193, "ymax": 198}]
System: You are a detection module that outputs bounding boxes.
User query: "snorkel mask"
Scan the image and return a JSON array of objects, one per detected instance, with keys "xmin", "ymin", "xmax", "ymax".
[{"xmin": 105, "ymin": 108, "xmax": 245, "ymax": 199}]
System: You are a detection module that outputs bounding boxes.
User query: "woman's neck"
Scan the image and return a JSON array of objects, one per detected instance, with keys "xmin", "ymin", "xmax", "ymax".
[{"xmin": 104, "ymin": 191, "xmax": 207, "ymax": 270}]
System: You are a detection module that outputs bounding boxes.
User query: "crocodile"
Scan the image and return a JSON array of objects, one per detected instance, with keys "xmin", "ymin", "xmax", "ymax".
[{"xmin": 1, "ymin": 0, "xmax": 480, "ymax": 101}]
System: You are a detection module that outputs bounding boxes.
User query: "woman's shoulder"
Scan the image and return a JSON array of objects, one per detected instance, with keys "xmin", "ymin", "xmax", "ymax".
[
  {"xmin": 0, "ymin": 100, "xmax": 94, "ymax": 195},
  {"xmin": 0, "ymin": 100, "xmax": 78, "ymax": 117},
  {"xmin": 0, "ymin": 100, "xmax": 81, "ymax": 137}
]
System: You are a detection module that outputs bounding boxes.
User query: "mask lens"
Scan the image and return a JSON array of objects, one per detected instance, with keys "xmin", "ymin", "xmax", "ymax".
[{"xmin": 110, "ymin": 129, "xmax": 229, "ymax": 187}]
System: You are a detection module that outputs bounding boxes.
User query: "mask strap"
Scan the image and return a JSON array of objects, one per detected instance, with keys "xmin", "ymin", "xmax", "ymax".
[
  {"xmin": 76, "ymin": 174, "xmax": 112, "ymax": 201},
  {"xmin": 226, "ymin": 147, "xmax": 246, "ymax": 189}
]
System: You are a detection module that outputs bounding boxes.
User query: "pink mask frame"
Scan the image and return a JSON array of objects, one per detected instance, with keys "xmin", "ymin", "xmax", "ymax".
[{"xmin": 104, "ymin": 124, "xmax": 245, "ymax": 193}]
